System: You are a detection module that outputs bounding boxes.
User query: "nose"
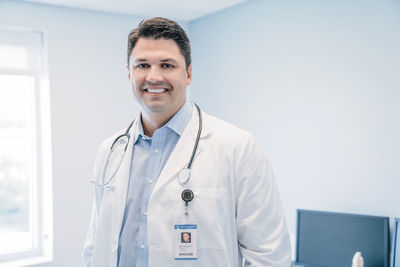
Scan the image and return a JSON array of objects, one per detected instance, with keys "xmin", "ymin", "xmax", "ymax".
[{"xmin": 145, "ymin": 66, "xmax": 163, "ymax": 83}]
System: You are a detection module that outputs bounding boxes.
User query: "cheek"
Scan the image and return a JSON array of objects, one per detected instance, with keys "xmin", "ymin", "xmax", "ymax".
[{"xmin": 130, "ymin": 74, "xmax": 142, "ymax": 90}]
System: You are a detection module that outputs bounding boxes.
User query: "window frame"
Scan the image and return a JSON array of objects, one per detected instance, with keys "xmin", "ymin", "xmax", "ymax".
[{"xmin": 0, "ymin": 26, "xmax": 53, "ymax": 266}]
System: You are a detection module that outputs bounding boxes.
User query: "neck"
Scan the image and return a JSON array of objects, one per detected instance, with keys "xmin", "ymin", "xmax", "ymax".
[
  {"xmin": 141, "ymin": 103, "xmax": 185, "ymax": 137},
  {"xmin": 141, "ymin": 113, "xmax": 169, "ymax": 137}
]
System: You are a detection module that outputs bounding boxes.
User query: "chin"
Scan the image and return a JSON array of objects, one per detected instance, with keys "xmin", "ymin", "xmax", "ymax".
[{"xmin": 145, "ymin": 103, "xmax": 169, "ymax": 113}]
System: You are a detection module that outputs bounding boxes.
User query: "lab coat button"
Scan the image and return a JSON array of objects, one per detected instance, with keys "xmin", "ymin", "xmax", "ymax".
[
  {"xmin": 112, "ymin": 245, "xmax": 118, "ymax": 252},
  {"xmin": 154, "ymin": 149, "xmax": 159, "ymax": 154},
  {"xmin": 144, "ymin": 211, "xmax": 148, "ymax": 216},
  {"xmin": 140, "ymin": 244, "xmax": 145, "ymax": 249},
  {"xmin": 148, "ymin": 179, "xmax": 153, "ymax": 184}
]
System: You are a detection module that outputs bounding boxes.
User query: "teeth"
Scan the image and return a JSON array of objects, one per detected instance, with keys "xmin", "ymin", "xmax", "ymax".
[{"xmin": 146, "ymin": 88, "xmax": 167, "ymax": 93}]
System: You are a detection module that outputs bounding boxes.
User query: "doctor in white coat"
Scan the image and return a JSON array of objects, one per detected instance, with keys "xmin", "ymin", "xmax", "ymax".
[{"xmin": 82, "ymin": 17, "xmax": 291, "ymax": 267}]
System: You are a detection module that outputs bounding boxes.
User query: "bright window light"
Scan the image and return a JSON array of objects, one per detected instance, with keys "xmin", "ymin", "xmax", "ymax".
[
  {"xmin": 0, "ymin": 28, "xmax": 52, "ymax": 266},
  {"xmin": 0, "ymin": 45, "xmax": 29, "ymax": 69},
  {"xmin": 0, "ymin": 75, "xmax": 35, "ymax": 255}
]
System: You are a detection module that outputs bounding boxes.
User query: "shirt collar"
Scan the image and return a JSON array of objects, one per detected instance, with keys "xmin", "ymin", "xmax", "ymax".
[
  {"xmin": 165, "ymin": 100, "xmax": 192, "ymax": 136},
  {"xmin": 133, "ymin": 101, "xmax": 193, "ymax": 142}
]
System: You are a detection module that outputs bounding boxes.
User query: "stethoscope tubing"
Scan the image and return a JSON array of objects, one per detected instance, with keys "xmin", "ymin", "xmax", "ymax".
[
  {"xmin": 187, "ymin": 103, "xmax": 202, "ymax": 170},
  {"xmin": 91, "ymin": 103, "xmax": 202, "ymax": 188}
]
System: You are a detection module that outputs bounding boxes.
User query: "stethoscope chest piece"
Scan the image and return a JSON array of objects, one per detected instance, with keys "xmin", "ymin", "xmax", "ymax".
[{"xmin": 177, "ymin": 168, "xmax": 191, "ymax": 185}]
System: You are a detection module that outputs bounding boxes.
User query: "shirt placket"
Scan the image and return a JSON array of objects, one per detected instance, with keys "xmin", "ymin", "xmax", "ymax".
[{"xmin": 137, "ymin": 130, "xmax": 166, "ymax": 267}]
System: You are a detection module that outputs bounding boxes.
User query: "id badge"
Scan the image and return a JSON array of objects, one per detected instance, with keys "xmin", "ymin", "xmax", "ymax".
[{"xmin": 174, "ymin": 224, "xmax": 198, "ymax": 260}]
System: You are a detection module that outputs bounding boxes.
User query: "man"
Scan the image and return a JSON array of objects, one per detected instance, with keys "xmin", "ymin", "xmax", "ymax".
[
  {"xmin": 82, "ymin": 17, "xmax": 291, "ymax": 267},
  {"xmin": 181, "ymin": 232, "xmax": 191, "ymax": 243}
]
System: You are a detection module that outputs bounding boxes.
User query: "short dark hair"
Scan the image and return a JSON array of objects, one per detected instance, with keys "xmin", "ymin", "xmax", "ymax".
[{"xmin": 127, "ymin": 17, "xmax": 191, "ymax": 69}]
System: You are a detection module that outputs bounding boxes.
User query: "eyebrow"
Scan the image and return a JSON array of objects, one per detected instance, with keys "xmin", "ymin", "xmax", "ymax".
[
  {"xmin": 134, "ymin": 58, "xmax": 147, "ymax": 62},
  {"xmin": 134, "ymin": 58, "xmax": 179, "ymax": 64},
  {"xmin": 160, "ymin": 58, "xmax": 178, "ymax": 64}
]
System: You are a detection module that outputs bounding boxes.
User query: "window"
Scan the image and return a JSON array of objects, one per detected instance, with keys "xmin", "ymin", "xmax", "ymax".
[{"xmin": 0, "ymin": 27, "xmax": 52, "ymax": 266}]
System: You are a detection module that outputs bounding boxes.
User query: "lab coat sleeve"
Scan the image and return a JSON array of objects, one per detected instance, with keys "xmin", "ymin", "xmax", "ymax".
[
  {"xmin": 235, "ymin": 134, "xmax": 291, "ymax": 267},
  {"xmin": 81, "ymin": 141, "xmax": 107, "ymax": 267},
  {"xmin": 82, "ymin": 199, "xmax": 97, "ymax": 267}
]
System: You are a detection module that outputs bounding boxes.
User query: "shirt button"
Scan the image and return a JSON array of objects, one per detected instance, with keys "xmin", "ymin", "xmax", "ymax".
[
  {"xmin": 154, "ymin": 149, "xmax": 159, "ymax": 154},
  {"xmin": 148, "ymin": 179, "xmax": 153, "ymax": 184},
  {"xmin": 140, "ymin": 244, "xmax": 145, "ymax": 249},
  {"xmin": 144, "ymin": 211, "xmax": 148, "ymax": 216},
  {"xmin": 142, "ymin": 136, "xmax": 146, "ymax": 140}
]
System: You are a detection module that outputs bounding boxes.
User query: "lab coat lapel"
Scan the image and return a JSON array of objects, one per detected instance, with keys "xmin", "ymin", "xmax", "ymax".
[
  {"xmin": 152, "ymin": 107, "xmax": 208, "ymax": 196},
  {"xmin": 109, "ymin": 119, "xmax": 139, "ymax": 244}
]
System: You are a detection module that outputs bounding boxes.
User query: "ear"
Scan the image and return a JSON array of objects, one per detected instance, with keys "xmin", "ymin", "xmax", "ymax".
[
  {"xmin": 186, "ymin": 64, "xmax": 193, "ymax": 85},
  {"xmin": 126, "ymin": 65, "xmax": 130, "ymax": 80}
]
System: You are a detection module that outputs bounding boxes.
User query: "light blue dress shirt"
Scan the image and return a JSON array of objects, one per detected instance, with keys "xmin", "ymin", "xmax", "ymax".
[{"xmin": 117, "ymin": 101, "xmax": 192, "ymax": 267}]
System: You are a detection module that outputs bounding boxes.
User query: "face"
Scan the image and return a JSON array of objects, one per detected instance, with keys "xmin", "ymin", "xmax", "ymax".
[
  {"xmin": 128, "ymin": 38, "xmax": 192, "ymax": 121},
  {"xmin": 182, "ymin": 233, "xmax": 190, "ymax": 242}
]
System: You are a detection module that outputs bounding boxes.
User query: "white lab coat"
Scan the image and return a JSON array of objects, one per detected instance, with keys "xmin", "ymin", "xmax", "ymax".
[{"xmin": 82, "ymin": 108, "xmax": 291, "ymax": 267}]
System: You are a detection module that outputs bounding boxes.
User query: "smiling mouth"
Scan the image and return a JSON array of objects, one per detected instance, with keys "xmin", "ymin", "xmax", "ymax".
[{"xmin": 144, "ymin": 88, "xmax": 168, "ymax": 93}]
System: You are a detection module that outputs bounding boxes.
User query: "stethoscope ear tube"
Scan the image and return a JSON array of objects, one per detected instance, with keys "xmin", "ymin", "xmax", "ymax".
[
  {"xmin": 177, "ymin": 103, "xmax": 202, "ymax": 186},
  {"xmin": 187, "ymin": 103, "xmax": 202, "ymax": 170},
  {"xmin": 93, "ymin": 119, "xmax": 135, "ymax": 188}
]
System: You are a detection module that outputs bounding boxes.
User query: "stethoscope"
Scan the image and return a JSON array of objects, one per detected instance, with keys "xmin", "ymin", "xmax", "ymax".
[{"xmin": 91, "ymin": 103, "xmax": 202, "ymax": 211}]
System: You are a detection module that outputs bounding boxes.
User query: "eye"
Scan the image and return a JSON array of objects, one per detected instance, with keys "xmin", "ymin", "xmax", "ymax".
[
  {"xmin": 161, "ymin": 63, "xmax": 175, "ymax": 69},
  {"xmin": 135, "ymin": 63, "xmax": 149, "ymax": 69}
]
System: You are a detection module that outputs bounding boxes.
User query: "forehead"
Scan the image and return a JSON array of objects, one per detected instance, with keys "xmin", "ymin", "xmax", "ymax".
[{"xmin": 130, "ymin": 38, "xmax": 183, "ymax": 61}]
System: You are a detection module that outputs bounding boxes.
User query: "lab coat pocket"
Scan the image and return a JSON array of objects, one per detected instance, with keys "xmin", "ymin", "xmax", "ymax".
[{"xmin": 192, "ymin": 188, "xmax": 229, "ymax": 249}]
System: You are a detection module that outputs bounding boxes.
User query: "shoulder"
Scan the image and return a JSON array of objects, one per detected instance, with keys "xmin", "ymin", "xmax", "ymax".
[
  {"xmin": 201, "ymin": 111, "xmax": 262, "ymax": 163},
  {"xmin": 200, "ymin": 111, "xmax": 269, "ymax": 176},
  {"xmin": 92, "ymin": 126, "xmax": 130, "ymax": 175},
  {"xmin": 202, "ymin": 112, "xmax": 254, "ymax": 145},
  {"xmin": 98, "ymin": 128, "xmax": 127, "ymax": 151},
  {"xmin": 94, "ymin": 125, "xmax": 131, "ymax": 169}
]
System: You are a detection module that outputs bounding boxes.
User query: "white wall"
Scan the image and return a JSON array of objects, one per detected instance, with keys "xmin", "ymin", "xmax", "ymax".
[
  {"xmin": 0, "ymin": 1, "xmax": 143, "ymax": 266},
  {"xmin": 189, "ymin": 0, "xmax": 400, "ymax": 254},
  {"xmin": 1, "ymin": 0, "xmax": 399, "ymax": 264}
]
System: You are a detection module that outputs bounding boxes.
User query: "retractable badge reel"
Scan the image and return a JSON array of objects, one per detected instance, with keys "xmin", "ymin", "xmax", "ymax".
[{"xmin": 181, "ymin": 189, "xmax": 194, "ymax": 216}]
